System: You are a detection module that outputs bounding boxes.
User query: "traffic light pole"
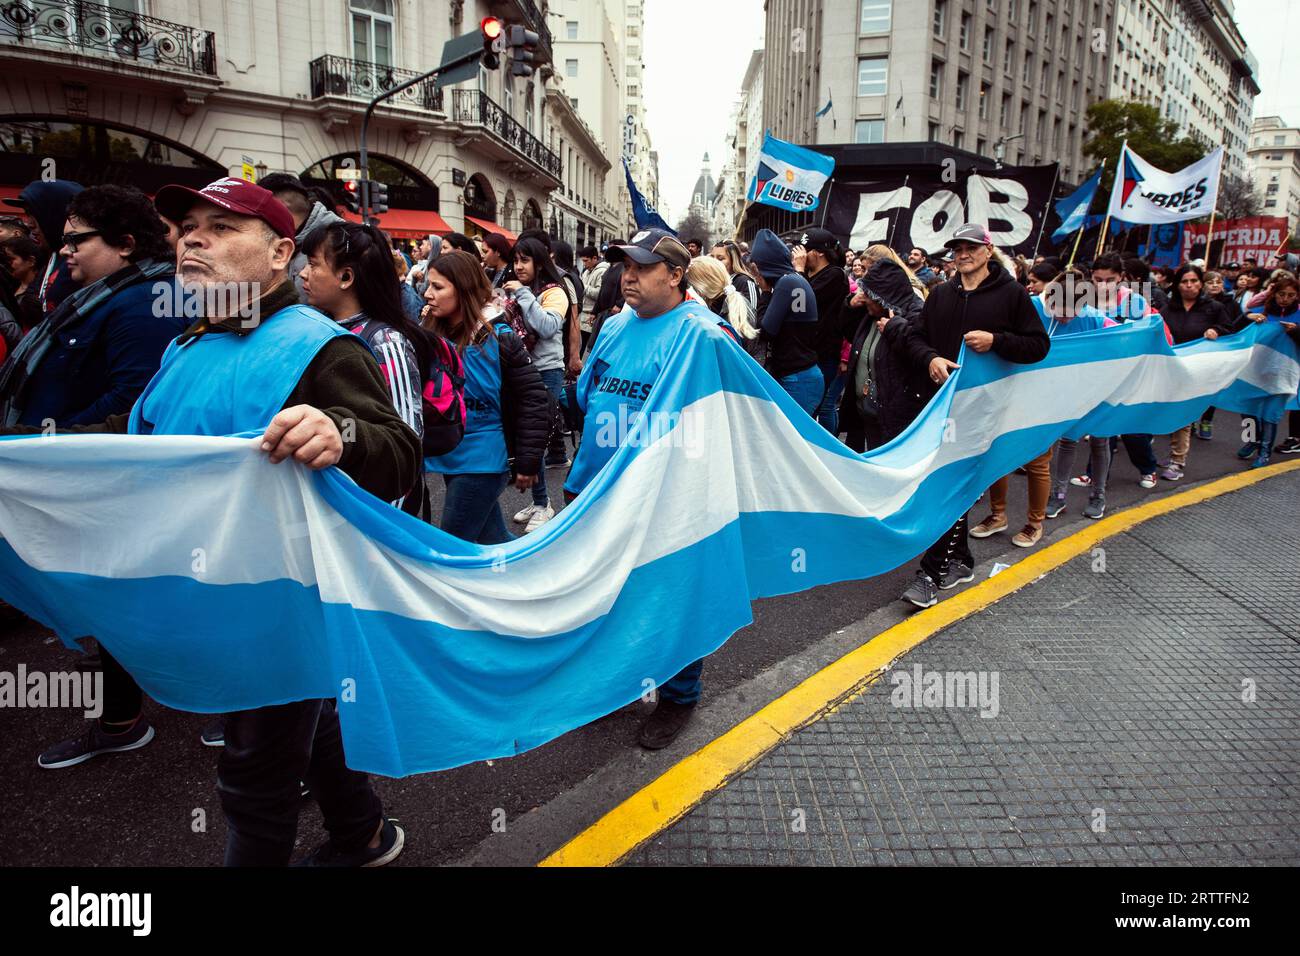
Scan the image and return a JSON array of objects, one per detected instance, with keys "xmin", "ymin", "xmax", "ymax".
[{"xmin": 357, "ymin": 48, "xmax": 485, "ymax": 220}]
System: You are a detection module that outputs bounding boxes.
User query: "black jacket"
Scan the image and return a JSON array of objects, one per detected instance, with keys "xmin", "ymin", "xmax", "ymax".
[
  {"xmin": 839, "ymin": 261, "xmax": 928, "ymax": 443},
  {"xmin": 808, "ymin": 262, "xmax": 849, "ymax": 365},
  {"xmin": 1211, "ymin": 291, "xmax": 1243, "ymax": 329},
  {"xmin": 493, "ymin": 320, "xmax": 552, "ymax": 477},
  {"xmin": 897, "ymin": 259, "xmax": 1049, "ymax": 395},
  {"xmin": 1160, "ymin": 294, "xmax": 1231, "ymax": 344}
]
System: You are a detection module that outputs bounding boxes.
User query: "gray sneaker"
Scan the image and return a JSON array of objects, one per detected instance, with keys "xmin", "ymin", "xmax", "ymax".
[
  {"xmin": 1045, "ymin": 493, "xmax": 1067, "ymax": 519},
  {"xmin": 901, "ymin": 571, "xmax": 938, "ymax": 608},
  {"xmin": 38, "ymin": 718, "xmax": 155, "ymax": 769},
  {"xmin": 1082, "ymin": 497, "xmax": 1106, "ymax": 519}
]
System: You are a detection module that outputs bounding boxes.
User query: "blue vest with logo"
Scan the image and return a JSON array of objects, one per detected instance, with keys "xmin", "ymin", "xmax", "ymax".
[
  {"xmin": 425, "ymin": 325, "xmax": 509, "ymax": 475},
  {"xmin": 127, "ymin": 304, "xmax": 351, "ymax": 436}
]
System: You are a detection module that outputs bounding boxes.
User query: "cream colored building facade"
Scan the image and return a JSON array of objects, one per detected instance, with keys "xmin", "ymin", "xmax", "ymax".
[
  {"xmin": 1249, "ymin": 116, "xmax": 1300, "ymax": 236},
  {"xmin": 0, "ymin": 0, "xmax": 602, "ymax": 240}
]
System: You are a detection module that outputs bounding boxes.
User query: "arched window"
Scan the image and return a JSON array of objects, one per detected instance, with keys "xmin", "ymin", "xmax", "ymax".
[{"xmin": 350, "ymin": 0, "xmax": 394, "ymax": 66}]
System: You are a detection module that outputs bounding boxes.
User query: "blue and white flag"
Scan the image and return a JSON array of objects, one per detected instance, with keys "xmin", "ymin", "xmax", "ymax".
[
  {"xmin": 1051, "ymin": 163, "xmax": 1104, "ymax": 242},
  {"xmin": 0, "ymin": 319, "xmax": 1296, "ymax": 777},
  {"xmin": 623, "ymin": 159, "xmax": 673, "ymax": 234},
  {"xmin": 747, "ymin": 132, "xmax": 835, "ymax": 213},
  {"xmin": 1108, "ymin": 142, "xmax": 1223, "ymax": 224}
]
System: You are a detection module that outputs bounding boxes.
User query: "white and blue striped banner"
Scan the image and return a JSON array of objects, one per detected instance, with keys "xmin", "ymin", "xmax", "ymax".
[{"xmin": 0, "ymin": 317, "xmax": 1296, "ymax": 776}]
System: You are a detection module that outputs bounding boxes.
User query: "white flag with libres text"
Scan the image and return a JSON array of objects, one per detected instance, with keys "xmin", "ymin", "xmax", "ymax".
[{"xmin": 1107, "ymin": 142, "xmax": 1223, "ymax": 224}]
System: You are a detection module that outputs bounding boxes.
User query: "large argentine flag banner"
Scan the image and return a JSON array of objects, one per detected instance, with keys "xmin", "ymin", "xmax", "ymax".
[
  {"xmin": 1107, "ymin": 141, "xmax": 1223, "ymax": 224},
  {"xmin": 747, "ymin": 132, "xmax": 835, "ymax": 213},
  {"xmin": 0, "ymin": 318, "xmax": 1296, "ymax": 777}
]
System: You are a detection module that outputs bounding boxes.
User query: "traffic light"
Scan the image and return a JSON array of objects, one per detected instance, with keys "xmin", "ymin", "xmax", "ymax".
[
  {"xmin": 368, "ymin": 179, "xmax": 389, "ymax": 215},
  {"xmin": 341, "ymin": 179, "xmax": 361, "ymax": 214},
  {"xmin": 508, "ymin": 25, "xmax": 540, "ymax": 78},
  {"xmin": 480, "ymin": 17, "xmax": 503, "ymax": 70}
]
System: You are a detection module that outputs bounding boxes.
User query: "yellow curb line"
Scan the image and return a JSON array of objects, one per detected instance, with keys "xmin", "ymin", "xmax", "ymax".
[{"xmin": 539, "ymin": 460, "xmax": 1300, "ymax": 867}]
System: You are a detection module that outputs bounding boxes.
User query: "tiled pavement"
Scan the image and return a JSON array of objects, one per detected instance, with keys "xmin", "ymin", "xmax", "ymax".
[{"xmin": 627, "ymin": 470, "xmax": 1300, "ymax": 866}]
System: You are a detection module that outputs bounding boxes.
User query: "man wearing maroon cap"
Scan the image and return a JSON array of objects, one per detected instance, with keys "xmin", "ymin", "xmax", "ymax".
[{"xmin": 2, "ymin": 177, "xmax": 420, "ymax": 865}]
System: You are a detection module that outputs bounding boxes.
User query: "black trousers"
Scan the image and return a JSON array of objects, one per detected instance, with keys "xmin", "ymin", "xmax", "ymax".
[
  {"xmin": 217, "ymin": 699, "xmax": 383, "ymax": 866},
  {"xmin": 98, "ymin": 645, "xmax": 143, "ymax": 725},
  {"xmin": 920, "ymin": 512, "xmax": 973, "ymax": 581}
]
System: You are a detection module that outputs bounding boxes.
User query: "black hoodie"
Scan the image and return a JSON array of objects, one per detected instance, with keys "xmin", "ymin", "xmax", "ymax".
[
  {"xmin": 9, "ymin": 179, "xmax": 84, "ymax": 313},
  {"xmin": 897, "ymin": 258, "xmax": 1049, "ymax": 393}
]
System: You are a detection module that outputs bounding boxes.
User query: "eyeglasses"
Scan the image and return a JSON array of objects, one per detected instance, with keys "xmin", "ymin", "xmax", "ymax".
[{"xmin": 60, "ymin": 230, "xmax": 101, "ymax": 251}]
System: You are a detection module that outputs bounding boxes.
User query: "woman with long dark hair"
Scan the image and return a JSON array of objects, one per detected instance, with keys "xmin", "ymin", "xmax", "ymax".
[
  {"xmin": 501, "ymin": 235, "xmax": 570, "ymax": 532},
  {"xmin": 423, "ymin": 251, "xmax": 550, "ymax": 543},
  {"xmin": 300, "ymin": 221, "xmax": 443, "ymax": 514}
]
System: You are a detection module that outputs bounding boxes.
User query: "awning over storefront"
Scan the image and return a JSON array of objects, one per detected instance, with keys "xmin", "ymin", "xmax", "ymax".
[
  {"xmin": 342, "ymin": 207, "xmax": 452, "ymax": 240},
  {"xmin": 464, "ymin": 215, "xmax": 517, "ymax": 241}
]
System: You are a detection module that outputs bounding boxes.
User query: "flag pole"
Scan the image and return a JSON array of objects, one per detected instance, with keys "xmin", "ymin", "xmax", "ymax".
[
  {"xmin": 819, "ymin": 177, "xmax": 835, "ymax": 228},
  {"xmin": 886, "ymin": 174, "xmax": 910, "ymax": 249},
  {"xmin": 1204, "ymin": 209, "xmax": 1218, "ymax": 267},
  {"xmin": 1094, "ymin": 212, "xmax": 1112, "ymax": 257},
  {"xmin": 1065, "ymin": 224, "xmax": 1086, "ymax": 268},
  {"xmin": 1276, "ymin": 232, "xmax": 1293, "ymax": 259},
  {"xmin": 1030, "ymin": 161, "xmax": 1062, "ymax": 260}
]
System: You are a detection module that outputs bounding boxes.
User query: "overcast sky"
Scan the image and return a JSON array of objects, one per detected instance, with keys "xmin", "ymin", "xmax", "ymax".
[
  {"xmin": 641, "ymin": 0, "xmax": 1295, "ymax": 220},
  {"xmin": 1234, "ymin": 0, "xmax": 1299, "ymax": 124},
  {"xmin": 643, "ymin": 0, "xmax": 765, "ymax": 224}
]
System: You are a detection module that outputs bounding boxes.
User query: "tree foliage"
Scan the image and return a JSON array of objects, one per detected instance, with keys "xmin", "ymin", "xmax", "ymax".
[
  {"xmin": 674, "ymin": 208, "xmax": 711, "ymax": 248},
  {"xmin": 1082, "ymin": 100, "xmax": 1206, "ymax": 197},
  {"xmin": 1217, "ymin": 173, "xmax": 1260, "ymax": 220}
]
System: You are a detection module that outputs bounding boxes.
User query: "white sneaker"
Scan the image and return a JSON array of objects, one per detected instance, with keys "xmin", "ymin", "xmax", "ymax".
[
  {"xmin": 513, "ymin": 503, "xmax": 538, "ymax": 524},
  {"xmin": 523, "ymin": 504, "xmax": 554, "ymax": 533}
]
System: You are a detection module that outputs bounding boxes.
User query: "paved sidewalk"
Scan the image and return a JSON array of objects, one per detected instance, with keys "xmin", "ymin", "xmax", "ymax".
[{"xmin": 626, "ymin": 469, "xmax": 1300, "ymax": 866}]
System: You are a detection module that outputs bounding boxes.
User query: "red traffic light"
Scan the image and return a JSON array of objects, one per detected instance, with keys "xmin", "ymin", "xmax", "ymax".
[
  {"xmin": 481, "ymin": 16, "xmax": 503, "ymax": 40},
  {"xmin": 343, "ymin": 180, "xmax": 359, "ymax": 193}
]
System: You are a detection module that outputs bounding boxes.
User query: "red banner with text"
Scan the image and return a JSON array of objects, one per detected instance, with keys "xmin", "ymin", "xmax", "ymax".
[{"xmin": 1181, "ymin": 216, "xmax": 1289, "ymax": 266}]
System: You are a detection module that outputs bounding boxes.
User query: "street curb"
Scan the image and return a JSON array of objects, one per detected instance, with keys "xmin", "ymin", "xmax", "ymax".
[{"xmin": 538, "ymin": 459, "xmax": 1300, "ymax": 867}]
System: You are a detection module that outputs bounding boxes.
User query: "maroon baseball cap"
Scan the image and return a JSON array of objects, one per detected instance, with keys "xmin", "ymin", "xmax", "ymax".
[{"xmin": 154, "ymin": 177, "xmax": 296, "ymax": 239}]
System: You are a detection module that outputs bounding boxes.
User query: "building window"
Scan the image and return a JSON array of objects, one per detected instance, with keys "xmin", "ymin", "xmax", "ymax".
[
  {"xmin": 928, "ymin": 122, "xmax": 940, "ymax": 141},
  {"xmin": 1000, "ymin": 94, "xmax": 1010, "ymax": 126},
  {"xmin": 350, "ymin": 0, "xmax": 394, "ymax": 66},
  {"xmin": 628, "ymin": 85, "xmax": 639, "ymax": 98},
  {"xmin": 933, "ymin": 0, "xmax": 946, "ymax": 36},
  {"xmin": 860, "ymin": 0, "xmax": 891, "ymax": 33},
  {"xmin": 983, "ymin": 26, "xmax": 994, "ymax": 62},
  {"xmin": 1003, "ymin": 39, "xmax": 1014, "ymax": 75},
  {"xmin": 978, "ymin": 83, "xmax": 989, "ymax": 119},
  {"xmin": 857, "ymin": 56, "xmax": 888, "ymax": 96},
  {"xmin": 929, "ymin": 59, "xmax": 944, "ymax": 99},
  {"xmin": 954, "ymin": 130, "xmax": 964, "ymax": 149},
  {"xmin": 960, "ymin": 12, "xmax": 971, "ymax": 49},
  {"xmin": 566, "ymin": 20, "xmax": 578, "ymax": 40},
  {"xmin": 566, "ymin": 58, "xmax": 578, "ymax": 78},
  {"xmin": 854, "ymin": 119, "xmax": 885, "ymax": 144},
  {"xmin": 955, "ymin": 71, "xmax": 968, "ymax": 110},
  {"xmin": 569, "ymin": 97, "xmax": 578, "ymax": 109}
]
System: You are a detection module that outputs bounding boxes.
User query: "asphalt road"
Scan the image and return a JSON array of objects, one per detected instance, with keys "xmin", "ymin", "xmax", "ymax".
[{"xmin": 0, "ymin": 421, "xmax": 1272, "ymax": 866}]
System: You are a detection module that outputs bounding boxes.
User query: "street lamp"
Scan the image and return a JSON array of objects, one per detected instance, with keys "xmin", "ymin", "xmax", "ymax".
[
  {"xmin": 993, "ymin": 134, "xmax": 1024, "ymax": 170},
  {"xmin": 254, "ymin": 160, "xmax": 268, "ymax": 182}
]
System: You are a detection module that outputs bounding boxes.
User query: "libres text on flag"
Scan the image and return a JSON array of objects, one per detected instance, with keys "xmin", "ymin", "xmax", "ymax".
[
  {"xmin": 747, "ymin": 133, "xmax": 835, "ymax": 213},
  {"xmin": 1107, "ymin": 142, "xmax": 1223, "ymax": 224}
]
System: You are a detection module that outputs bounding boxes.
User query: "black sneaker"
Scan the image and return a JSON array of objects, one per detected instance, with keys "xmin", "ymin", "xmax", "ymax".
[
  {"xmin": 1276, "ymin": 436, "xmax": 1300, "ymax": 455},
  {"xmin": 901, "ymin": 571, "xmax": 938, "ymax": 608},
  {"xmin": 638, "ymin": 699, "xmax": 696, "ymax": 750},
  {"xmin": 200, "ymin": 716, "xmax": 226, "ymax": 747},
  {"xmin": 294, "ymin": 818, "xmax": 405, "ymax": 867},
  {"xmin": 545, "ymin": 453, "xmax": 571, "ymax": 467},
  {"xmin": 37, "ymin": 718, "xmax": 155, "ymax": 769},
  {"xmin": 937, "ymin": 562, "xmax": 975, "ymax": 590}
]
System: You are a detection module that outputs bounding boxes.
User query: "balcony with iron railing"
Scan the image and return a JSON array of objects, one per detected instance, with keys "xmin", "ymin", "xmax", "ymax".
[
  {"xmin": 309, "ymin": 54, "xmax": 444, "ymax": 113},
  {"xmin": 448, "ymin": 88, "xmax": 561, "ymax": 182},
  {"xmin": 0, "ymin": 0, "xmax": 216, "ymax": 77}
]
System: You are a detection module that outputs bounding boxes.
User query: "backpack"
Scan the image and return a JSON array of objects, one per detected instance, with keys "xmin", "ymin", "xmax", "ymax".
[
  {"xmin": 501, "ymin": 281, "xmax": 562, "ymax": 352},
  {"xmin": 351, "ymin": 319, "xmax": 466, "ymax": 459}
]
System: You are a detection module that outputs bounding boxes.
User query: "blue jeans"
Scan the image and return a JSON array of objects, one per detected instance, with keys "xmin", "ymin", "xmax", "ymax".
[
  {"xmin": 778, "ymin": 364, "xmax": 825, "ymax": 418},
  {"xmin": 815, "ymin": 358, "xmax": 846, "ymax": 435},
  {"xmin": 440, "ymin": 472, "xmax": 513, "ymax": 544},
  {"xmin": 660, "ymin": 659, "xmax": 704, "ymax": 706},
  {"xmin": 533, "ymin": 367, "xmax": 565, "ymax": 507}
]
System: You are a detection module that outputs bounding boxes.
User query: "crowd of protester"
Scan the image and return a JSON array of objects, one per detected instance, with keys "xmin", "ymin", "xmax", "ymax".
[{"xmin": 0, "ymin": 169, "xmax": 1297, "ymax": 866}]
